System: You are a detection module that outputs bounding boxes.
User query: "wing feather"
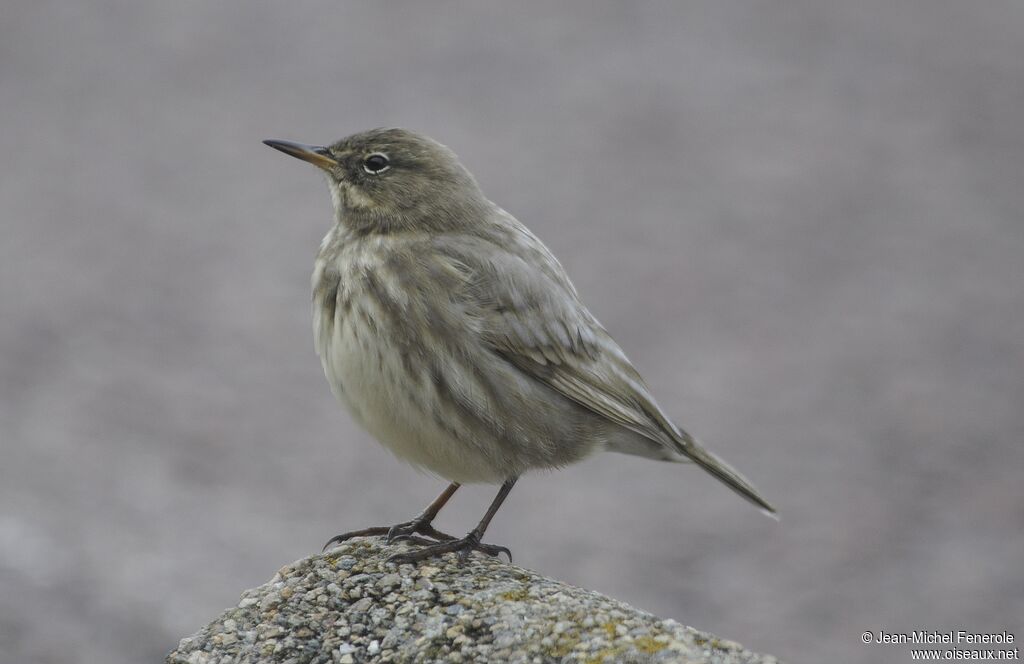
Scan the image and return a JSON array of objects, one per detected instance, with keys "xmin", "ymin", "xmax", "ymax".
[
  {"xmin": 433, "ymin": 224, "xmax": 679, "ymax": 449},
  {"xmin": 429, "ymin": 217, "xmax": 776, "ymax": 514}
]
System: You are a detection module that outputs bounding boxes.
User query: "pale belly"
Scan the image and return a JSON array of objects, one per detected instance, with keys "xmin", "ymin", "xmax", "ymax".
[
  {"xmin": 310, "ymin": 230, "xmax": 606, "ymax": 483},
  {"xmin": 318, "ymin": 306, "xmax": 507, "ymax": 484}
]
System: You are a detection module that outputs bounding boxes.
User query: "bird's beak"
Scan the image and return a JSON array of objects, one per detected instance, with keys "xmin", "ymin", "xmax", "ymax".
[{"xmin": 262, "ymin": 139, "xmax": 338, "ymax": 169}]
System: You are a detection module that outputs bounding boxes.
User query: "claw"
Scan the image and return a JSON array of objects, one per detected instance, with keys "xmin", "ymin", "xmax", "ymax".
[
  {"xmin": 322, "ymin": 520, "xmax": 455, "ymax": 552},
  {"xmin": 477, "ymin": 543, "xmax": 512, "ymax": 562},
  {"xmin": 388, "ymin": 533, "xmax": 512, "ymax": 565},
  {"xmin": 389, "ymin": 534, "xmax": 439, "ymax": 547},
  {"xmin": 322, "ymin": 526, "xmax": 391, "ymax": 552},
  {"xmin": 385, "ymin": 523, "xmax": 455, "ymax": 543}
]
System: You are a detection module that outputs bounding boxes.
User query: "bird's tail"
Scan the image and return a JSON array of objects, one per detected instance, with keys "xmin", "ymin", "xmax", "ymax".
[{"xmin": 673, "ymin": 430, "xmax": 777, "ymax": 518}]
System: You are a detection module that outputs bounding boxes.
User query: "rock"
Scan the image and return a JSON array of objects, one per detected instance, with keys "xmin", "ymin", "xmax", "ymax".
[{"xmin": 166, "ymin": 537, "xmax": 780, "ymax": 663}]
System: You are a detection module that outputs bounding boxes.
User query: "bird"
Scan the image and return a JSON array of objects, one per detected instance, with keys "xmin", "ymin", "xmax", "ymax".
[{"xmin": 263, "ymin": 128, "xmax": 776, "ymax": 564}]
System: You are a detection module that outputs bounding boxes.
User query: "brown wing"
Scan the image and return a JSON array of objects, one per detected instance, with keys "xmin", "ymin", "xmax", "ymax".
[
  {"xmin": 433, "ymin": 225, "xmax": 682, "ymax": 450},
  {"xmin": 432, "ymin": 219, "xmax": 777, "ymax": 515}
]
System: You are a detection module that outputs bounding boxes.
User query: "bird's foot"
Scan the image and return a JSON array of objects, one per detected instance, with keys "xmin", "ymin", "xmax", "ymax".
[
  {"xmin": 388, "ymin": 531, "xmax": 511, "ymax": 565},
  {"xmin": 322, "ymin": 519, "xmax": 455, "ymax": 552}
]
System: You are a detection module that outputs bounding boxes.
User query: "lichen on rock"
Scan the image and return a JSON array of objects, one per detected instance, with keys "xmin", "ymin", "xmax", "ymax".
[{"xmin": 167, "ymin": 537, "xmax": 780, "ymax": 663}]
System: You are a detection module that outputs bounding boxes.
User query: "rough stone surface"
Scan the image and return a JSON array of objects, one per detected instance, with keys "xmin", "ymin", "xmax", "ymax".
[{"xmin": 166, "ymin": 537, "xmax": 780, "ymax": 664}]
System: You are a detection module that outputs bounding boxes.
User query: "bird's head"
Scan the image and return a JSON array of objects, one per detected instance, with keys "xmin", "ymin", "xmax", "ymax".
[{"xmin": 264, "ymin": 128, "xmax": 489, "ymax": 233}]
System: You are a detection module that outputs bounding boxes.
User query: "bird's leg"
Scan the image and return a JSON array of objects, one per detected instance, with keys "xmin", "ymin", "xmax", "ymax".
[
  {"xmin": 322, "ymin": 482, "xmax": 460, "ymax": 551},
  {"xmin": 389, "ymin": 478, "xmax": 517, "ymax": 565}
]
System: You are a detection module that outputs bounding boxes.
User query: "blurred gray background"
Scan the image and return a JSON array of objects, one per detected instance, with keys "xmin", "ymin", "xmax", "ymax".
[{"xmin": 2, "ymin": 2, "xmax": 1022, "ymax": 662}]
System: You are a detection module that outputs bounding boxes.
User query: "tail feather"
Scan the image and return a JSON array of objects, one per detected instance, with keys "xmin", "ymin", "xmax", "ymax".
[{"xmin": 675, "ymin": 433, "xmax": 777, "ymax": 517}]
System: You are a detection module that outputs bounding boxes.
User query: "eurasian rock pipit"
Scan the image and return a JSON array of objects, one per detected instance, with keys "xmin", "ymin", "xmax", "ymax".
[{"xmin": 264, "ymin": 129, "xmax": 775, "ymax": 563}]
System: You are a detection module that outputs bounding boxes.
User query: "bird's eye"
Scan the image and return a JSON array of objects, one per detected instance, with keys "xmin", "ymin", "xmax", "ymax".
[{"xmin": 363, "ymin": 153, "xmax": 390, "ymax": 174}]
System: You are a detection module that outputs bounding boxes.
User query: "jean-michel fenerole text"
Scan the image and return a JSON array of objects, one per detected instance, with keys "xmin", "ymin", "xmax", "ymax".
[{"xmin": 874, "ymin": 630, "xmax": 1015, "ymax": 645}]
